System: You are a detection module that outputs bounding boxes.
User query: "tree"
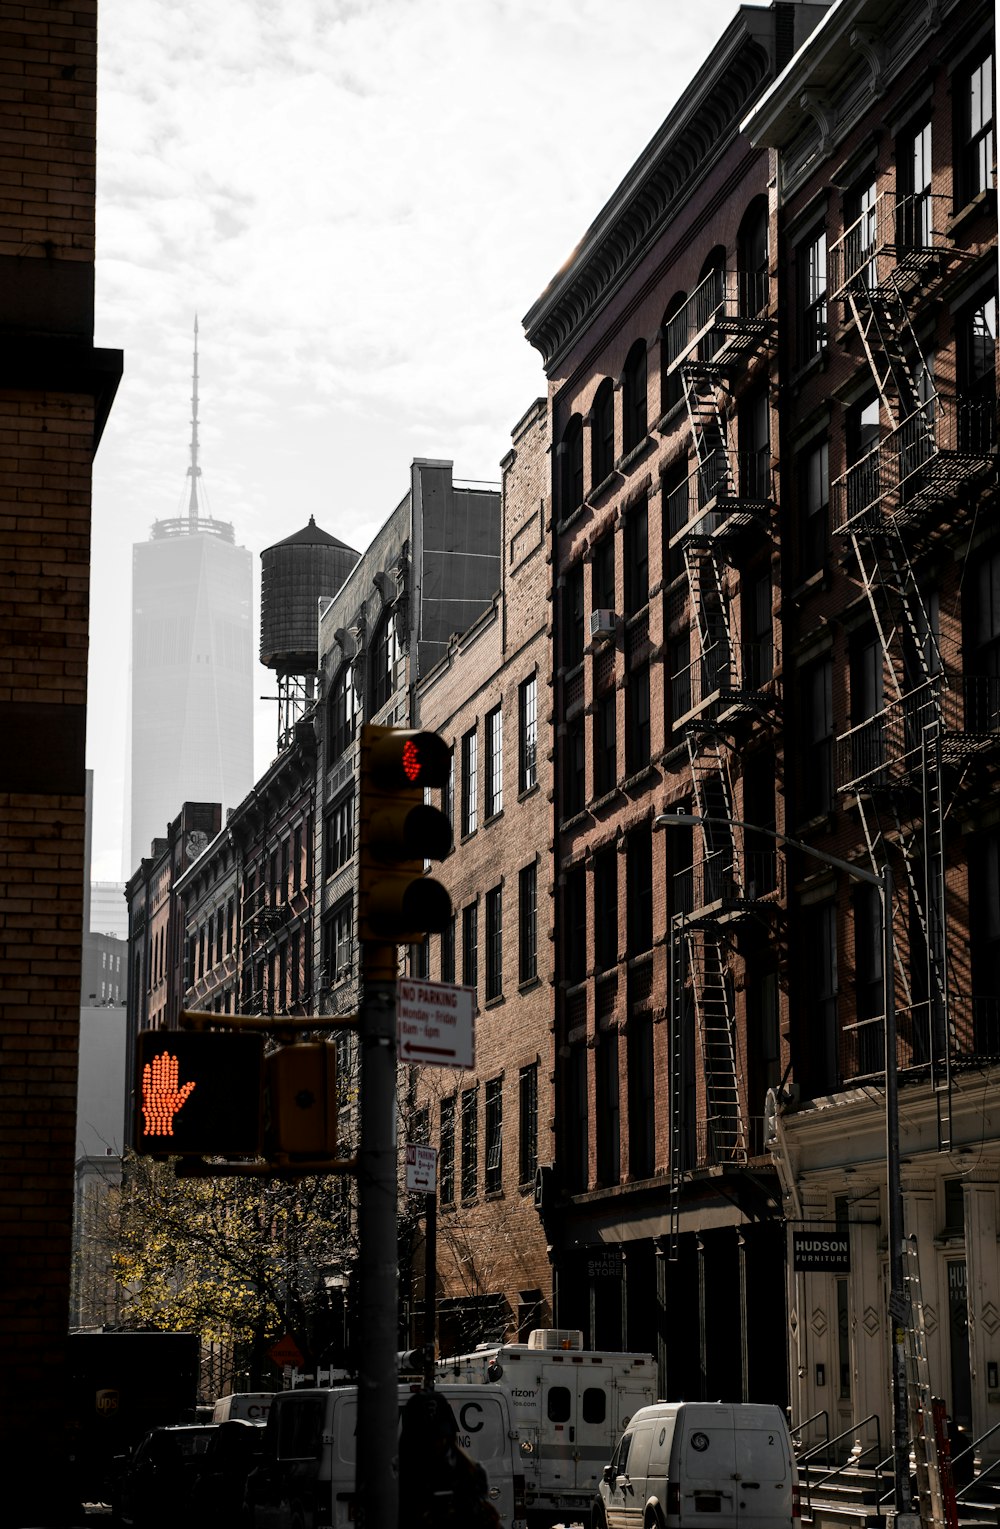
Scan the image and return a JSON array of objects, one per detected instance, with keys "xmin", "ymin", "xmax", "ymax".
[{"xmin": 108, "ymin": 1151, "xmax": 356, "ymax": 1389}]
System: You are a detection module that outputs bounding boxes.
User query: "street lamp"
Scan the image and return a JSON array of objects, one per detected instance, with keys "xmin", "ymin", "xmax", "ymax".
[{"xmin": 654, "ymin": 810, "xmax": 911, "ymax": 1516}]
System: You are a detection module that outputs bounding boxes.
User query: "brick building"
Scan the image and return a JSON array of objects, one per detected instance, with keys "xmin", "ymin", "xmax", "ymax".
[
  {"xmin": 0, "ymin": 0, "xmax": 121, "ymax": 1512},
  {"xmin": 744, "ymin": 0, "xmax": 998, "ymax": 1462},
  {"xmin": 413, "ymin": 399, "xmax": 554, "ymax": 1352},
  {"xmin": 523, "ymin": 1, "xmax": 829, "ymax": 1405}
]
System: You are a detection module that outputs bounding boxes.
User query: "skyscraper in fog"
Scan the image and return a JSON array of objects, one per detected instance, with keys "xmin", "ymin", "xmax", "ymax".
[{"xmin": 127, "ymin": 322, "xmax": 253, "ymax": 872}]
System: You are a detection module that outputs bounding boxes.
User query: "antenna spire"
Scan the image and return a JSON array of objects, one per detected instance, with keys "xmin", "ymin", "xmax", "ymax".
[{"xmin": 187, "ymin": 314, "xmax": 201, "ymax": 524}]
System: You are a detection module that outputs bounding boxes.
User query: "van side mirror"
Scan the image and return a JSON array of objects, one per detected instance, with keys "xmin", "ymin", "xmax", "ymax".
[{"xmin": 603, "ymin": 1465, "xmax": 613, "ymax": 1483}]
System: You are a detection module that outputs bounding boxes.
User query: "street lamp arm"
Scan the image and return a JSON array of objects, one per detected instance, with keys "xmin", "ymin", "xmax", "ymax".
[{"xmin": 653, "ymin": 811, "xmax": 885, "ymax": 889}]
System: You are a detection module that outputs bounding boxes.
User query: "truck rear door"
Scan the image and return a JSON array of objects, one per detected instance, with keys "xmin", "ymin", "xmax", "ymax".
[
  {"xmin": 677, "ymin": 1406, "xmax": 739, "ymax": 1529},
  {"xmin": 733, "ymin": 1408, "xmax": 794, "ymax": 1529}
]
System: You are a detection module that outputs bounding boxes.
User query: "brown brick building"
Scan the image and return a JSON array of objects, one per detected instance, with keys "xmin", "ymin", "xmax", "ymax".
[
  {"xmin": 0, "ymin": 0, "xmax": 121, "ymax": 1515},
  {"xmin": 523, "ymin": 2, "xmax": 828, "ymax": 1405},
  {"xmin": 413, "ymin": 399, "xmax": 554, "ymax": 1352}
]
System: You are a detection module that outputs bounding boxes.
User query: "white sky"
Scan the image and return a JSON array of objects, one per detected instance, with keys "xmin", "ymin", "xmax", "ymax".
[{"xmin": 90, "ymin": 0, "xmax": 742, "ymax": 880}]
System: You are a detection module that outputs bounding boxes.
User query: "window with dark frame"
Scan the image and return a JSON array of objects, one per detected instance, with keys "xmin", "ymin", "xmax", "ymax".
[
  {"xmin": 443, "ymin": 747, "xmax": 455, "ymax": 830},
  {"xmin": 485, "ymin": 884, "xmax": 503, "ymax": 1001},
  {"xmin": 799, "ymin": 228, "xmax": 827, "ymax": 361},
  {"xmin": 439, "ymin": 1097, "xmax": 455, "ymax": 1204},
  {"xmin": 328, "ymin": 664, "xmax": 357, "ymax": 763},
  {"xmin": 596, "ymin": 1030, "xmax": 621, "ymax": 1186},
  {"xmin": 460, "ymin": 1087, "xmax": 478, "ymax": 1199},
  {"xmin": 800, "ymin": 438, "xmax": 829, "ymax": 576},
  {"xmin": 626, "ymin": 662, "xmax": 651, "ymax": 776},
  {"xmin": 409, "ymin": 939, "xmax": 429, "ymax": 980},
  {"xmin": 594, "ymin": 692, "xmax": 617, "ymax": 799},
  {"xmin": 518, "ymin": 1063, "xmax": 538, "ymax": 1184},
  {"xmin": 563, "ymin": 714, "xmax": 586, "ymax": 819},
  {"xmin": 592, "ymin": 534, "xmax": 616, "ymax": 613},
  {"xmin": 325, "ymin": 791, "xmax": 354, "ymax": 877},
  {"xmin": 960, "ymin": 48, "xmax": 995, "ymax": 202},
  {"xmin": 626, "ymin": 827, "xmax": 653, "ymax": 956},
  {"xmin": 518, "ymin": 673, "xmax": 538, "ymax": 793},
  {"xmin": 484, "ymin": 1076, "xmax": 503, "ymax": 1193},
  {"xmin": 321, "ymin": 897, "xmax": 353, "ymax": 982},
  {"xmin": 898, "ymin": 118, "xmax": 932, "ymax": 247},
  {"xmin": 369, "ymin": 610, "xmax": 399, "ymax": 714},
  {"xmin": 461, "ymin": 728, "xmax": 478, "ymax": 837},
  {"xmin": 593, "ymin": 846, "xmax": 618, "ymax": 974},
  {"xmin": 624, "ymin": 497, "xmax": 649, "ymax": 613},
  {"xmin": 560, "ymin": 414, "xmax": 584, "ymax": 519},
  {"xmin": 462, "ymin": 901, "xmax": 478, "ymax": 993},
  {"xmin": 592, "ymin": 379, "xmax": 615, "ymax": 486},
  {"xmin": 563, "ymin": 562, "xmax": 585, "ymax": 669},
  {"xmin": 800, "ymin": 658, "xmax": 833, "ymax": 819},
  {"xmin": 662, "ymin": 291, "xmax": 688, "ymax": 415},
  {"xmin": 485, "ymin": 705, "xmax": 503, "ymax": 819},
  {"xmin": 518, "ymin": 861, "xmax": 538, "ymax": 985},
  {"xmin": 622, "ymin": 339, "xmax": 648, "ymax": 454},
  {"xmin": 440, "ymin": 916, "xmax": 456, "ymax": 985}
]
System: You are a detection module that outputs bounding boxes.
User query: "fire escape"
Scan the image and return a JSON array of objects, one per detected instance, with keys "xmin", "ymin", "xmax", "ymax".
[
  {"xmin": 828, "ymin": 188, "xmax": 997, "ymax": 1149},
  {"xmin": 664, "ymin": 266, "xmax": 782, "ymax": 1254}
]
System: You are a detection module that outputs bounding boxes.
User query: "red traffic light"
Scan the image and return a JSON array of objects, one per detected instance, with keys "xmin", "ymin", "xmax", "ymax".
[{"xmin": 365, "ymin": 728, "xmax": 450, "ymax": 792}]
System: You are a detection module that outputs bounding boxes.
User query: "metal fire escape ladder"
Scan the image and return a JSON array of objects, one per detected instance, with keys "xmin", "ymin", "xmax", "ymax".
[
  {"xmin": 667, "ymin": 917, "xmax": 688, "ymax": 1261},
  {"xmin": 686, "ymin": 928, "xmax": 747, "ymax": 1164},
  {"xmin": 903, "ymin": 1235, "xmax": 947, "ymax": 1529},
  {"xmin": 844, "ymin": 280, "xmax": 935, "ymax": 428},
  {"xmin": 685, "ymin": 730, "xmax": 742, "ymax": 896}
]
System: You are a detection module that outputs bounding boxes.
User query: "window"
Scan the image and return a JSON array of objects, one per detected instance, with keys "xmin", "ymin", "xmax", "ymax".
[
  {"xmin": 627, "ymin": 1015, "xmax": 655, "ymax": 1179},
  {"xmin": 624, "ymin": 497, "xmax": 649, "ymax": 613},
  {"xmin": 596, "ymin": 1031, "xmax": 620, "ymax": 1185},
  {"xmin": 800, "ymin": 438, "xmax": 829, "ymax": 576},
  {"xmin": 460, "ymin": 728, "xmax": 478, "ymax": 836},
  {"xmin": 845, "ymin": 178, "xmax": 877, "ymax": 290},
  {"xmin": 518, "ymin": 1063, "xmax": 538, "ymax": 1184},
  {"xmin": 898, "ymin": 119, "xmax": 932, "ymax": 248},
  {"xmin": 369, "ymin": 610, "xmax": 399, "ymax": 713},
  {"xmin": 852, "ymin": 883, "xmax": 885, "ymax": 1076},
  {"xmin": 591, "ymin": 379, "xmax": 615, "ymax": 486},
  {"xmin": 800, "ymin": 659, "xmax": 833, "ymax": 818},
  {"xmin": 746, "ymin": 570, "xmax": 773, "ymax": 687},
  {"xmin": 462, "ymin": 901, "xmax": 478, "ymax": 992},
  {"xmin": 739, "ymin": 387, "xmax": 770, "ymax": 501},
  {"xmin": 803, "ymin": 901, "xmax": 839, "ymax": 1094},
  {"xmin": 663, "ymin": 458, "xmax": 689, "ymax": 583},
  {"xmin": 563, "ymin": 715, "xmax": 585, "ymax": 819},
  {"xmin": 327, "ymin": 664, "xmax": 356, "ymax": 763},
  {"xmin": 563, "ymin": 562, "xmax": 585, "ymax": 669},
  {"xmin": 592, "ymin": 534, "xmax": 616, "ymax": 613},
  {"xmin": 626, "ymin": 828, "xmax": 653, "ymax": 956},
  {"xmin": 563, "ymin": 863, "xmax": 587, "ymax": 986},
  {"xmin": 593, "ymin": 846, "xmax": 618, "ymax": 974},
  {"xmin": 566, "ymin": 1042, "xmax": 589, "ymax": 1193},
  {"xmin": 293, "ymin": 825, "xmax": 303, "ymax": 893},
  {"xmin": 594, "ymin": 692, "xmax": 617, "ymax": 799},
  {"xmin": 622, "ymin": 339, "xmax": 648, "ymax": 454},
  {"xmin": 662, "ymin": 291, "xmax": 688, "ymax": 415},
  {"xmin": 440, "ymin": 916, "xmax": 456, "ymax": 985},
  {"xmin": 960, "ymin": 49, "xmax": 995, "ymax": 202},
  {"xmin": 485, "ymin": 885, "xmax": 503, "ymax": 1001},
  {"xmin": 461, "ymin": 1087, "xmax": 478, "ymax": 1199},
  {"xmin": 799, "ymin": 228, "xmax": 827, "ymax": 361},
  {"xmin": 959, "ymin": 293, "xmax": 997, "ymax": 452},
  {"xmin": 846, "ymin": 394, "xmax": 881, "ymax": 521},
  {"xmin": 484, "ymin": 1076, "xmax": 503, "ymax": 1193},
  {"xmin": 518, "ymin": 674, "xmax": 538, "ymax": 794},
  {"xmin": 439, "ymin": 1097, "xmax": 456, "ymax": 1204},
  {"xmin": 669, "ymin": 630, "xmax": 692, "ymax": 723},
  {"xmin": 559, "ymin": 414, "xmax": 584, "ymax": 518},
  {"xmin": 519, "ymin": 862, "xmax": 538, "ymax": 985},
  {"xmin": 321, "ymin": 897, "xmax": 353, "ymax": 981},
  {"xmin": 410, "ymin": 939, "xmax": 429, "ymax": 980},
  {"xmin": 485, "ymin": 705, "xmax": 503, "ymax": 818},
  {"xmin": 443, "ymin": 747, "xmax": 455, "ymax": 829},
  {"xmin": 625, "ymin": 663, "xmax": 650, "ymax": 775},
  {"xmin": 325, "ymin": 792, "xmax": 354, "ymax": 877}
]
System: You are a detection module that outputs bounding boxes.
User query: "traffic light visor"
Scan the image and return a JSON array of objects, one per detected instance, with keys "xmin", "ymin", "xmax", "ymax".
[{"xmin": 367, "ymin": 729, "xmax": 450, "ymax": 791}]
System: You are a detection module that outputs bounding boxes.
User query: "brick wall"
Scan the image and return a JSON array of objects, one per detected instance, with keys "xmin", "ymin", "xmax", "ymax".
[{"xmin": 0, "ymin": 3, "xmax": 121, "ymax": 1518}]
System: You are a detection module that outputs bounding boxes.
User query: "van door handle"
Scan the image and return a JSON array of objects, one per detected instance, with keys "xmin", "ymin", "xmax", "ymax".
[
  {"xmin": 489, "ymin": 1488, "xmax": 500, "ymax": 1499},
  {"xmin": 744, "ymin": 1482, "xmax": 761, "ymax": 1489}
]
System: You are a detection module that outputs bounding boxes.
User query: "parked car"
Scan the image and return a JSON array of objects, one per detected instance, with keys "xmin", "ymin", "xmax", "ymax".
[
  {"xmin": 116, "ymin": 1423, "xmax": 218, "ymax": 1528},
  {"xmin": 594, "ymin": 1401, "xmax": 800, "ymax": 1529},
  {"xmin": 190, "ymin": 1419, "xmax": 267, "ymax": 1529}
]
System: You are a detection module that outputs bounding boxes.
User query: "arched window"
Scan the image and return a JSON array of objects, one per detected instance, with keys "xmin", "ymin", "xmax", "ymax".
[
  {"xmin": 737, "ymin": 196, "xmax": 769, "ymax": 316},
  {"xmin": 696, "ymin": 246, "xmax": 727, "ymax": 340},
  {"xmin": 559, "ymin": 414, "xmax": 584, "ymax": 517},
  {"xmin": 662, "ymin": 290, "xmax": 688, "ymax": 415},
  {"xmin": 328, "ymin": 663, "xmax": 356, "ymax": 763},
  {"xmin": 622, "ymin": 340, "xmax": 648, "ymax": 454},
  {"xmin": 591, "ymin": 378, "xmax": 615, "ymax": 487},
  {"xmin": 368, "ymin": 610, "xmax": 400, "ymax": 713}
]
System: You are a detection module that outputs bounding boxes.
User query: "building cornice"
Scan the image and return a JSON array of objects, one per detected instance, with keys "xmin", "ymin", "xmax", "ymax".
[{"xmin": 522, "ymin": 9, "xmax": 778, "ymax": 372}]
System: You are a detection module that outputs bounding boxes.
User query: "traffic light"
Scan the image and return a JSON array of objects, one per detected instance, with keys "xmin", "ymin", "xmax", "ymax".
[
  {"xmin": 134, "ymin": 1030, "xmax": 265, "ymax": 1157},
  {"xmin": 357, "ymin": 724, "xmax": 452, "ymax": 944}
]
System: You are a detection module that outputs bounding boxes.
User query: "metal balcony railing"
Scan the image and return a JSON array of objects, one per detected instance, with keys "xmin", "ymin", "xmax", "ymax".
[
  {"xmin": 840, "ymin": 992, "xmax": 1000, "ymax": 1083},
  {"xmin": 675, "ymin": 1115, "xmax": 772, "ymax": 1172},
  {"xmin": 831, "ymin": 396, "xmax": 996, "ymax": 532},
  {"xmin": 664, "ymin": 268, "xmax": 771, "ymax": 374},
  {"xmin": 668, "ymin": 450, "xmax": 773, "ymax": 545},
  {"xmin": 671, "ymin": 639, "xmax": 779, "ymax": 720},
  {"xmin": 828, "ymin": 190, "xmax": 956, "ymax": 297},
  {"xmin": 837, "ymin": 676, "xmax": 1000, "ymax": 790},
  {"xmin": 672, "ymin": 849, "xmax": 783, "ymax": 914}
]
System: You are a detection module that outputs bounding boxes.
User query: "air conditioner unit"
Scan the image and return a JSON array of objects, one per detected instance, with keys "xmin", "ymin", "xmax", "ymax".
[
  {"xmin": 589, "ymin": 608, "xmax": 616, "ymax": 642},
  {"xmin": 527, "ymin": 1327, "xmax": 584, "ymax": 1352}
]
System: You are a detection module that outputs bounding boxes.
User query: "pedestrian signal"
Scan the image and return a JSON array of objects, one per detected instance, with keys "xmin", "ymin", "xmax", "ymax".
[
  {"xmin": 134, "ymin": 1030, "xmax": 264, "ymax": 1157},
  {"xmin": 357, "ymin": 724, "xmax": 452, "ymax": 944}
]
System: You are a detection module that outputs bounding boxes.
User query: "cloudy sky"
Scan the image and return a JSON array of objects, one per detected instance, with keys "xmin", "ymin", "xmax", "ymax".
[{"xmin": 89, "ymin": 0, "xmax": 742, "ymax": 881}]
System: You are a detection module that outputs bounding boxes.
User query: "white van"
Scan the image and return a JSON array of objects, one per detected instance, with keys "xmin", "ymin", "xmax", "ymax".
[
  {"xmin": 212, "ymin": 1391, "xmax": 274, "ymax": 1424},
  {"xmin": 595, "ymin": 1402, "xmax": 800, "ymax": 1529},
  {"xmin": 245, "ymin": 1382, "xmax": 526, "ymax": 1529}
]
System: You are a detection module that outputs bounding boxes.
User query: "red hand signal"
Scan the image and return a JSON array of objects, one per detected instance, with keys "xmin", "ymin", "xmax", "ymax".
[{"xmin": 141, "ymin": 1049, "xmax": 196, "ymax": 1137}]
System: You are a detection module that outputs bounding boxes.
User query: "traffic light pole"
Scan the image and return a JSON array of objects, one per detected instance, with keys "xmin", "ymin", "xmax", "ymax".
[{"xmin": 355, "ymin": 963, "xmax": 399, "ymax": 1529}]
